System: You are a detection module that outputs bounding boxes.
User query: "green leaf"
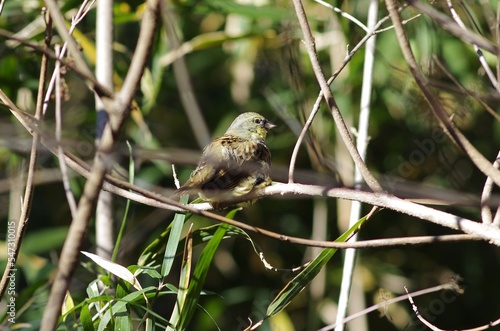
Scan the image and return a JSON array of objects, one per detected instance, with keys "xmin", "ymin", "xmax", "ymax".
[
  {"xmin": 97, "ymin": 287, "xmax": 157, "ymax": 331},
  {"xmin": 162, "ymin": 194, "xmax": 190, "ymax": 278},
  {"xmin": 81, "ymin": 251, "xmax": 142, "ymax": 291},
  {"xmin": 265, "ymin": 215, "xmax": 368, "ymax": 318},
  {"xmin": 113, "ymin": 303, "xmax": 131, "ymax": 331},
  {"xmin": 80, "ymin": 303, "xmax": 95, "ymax": 331},
  {"xmin": 167, "ymin": 224, "xmax": 194, "ymax": 330},
  {"xmin": 176, "ymin": 223, "xmax": 229, "ymax": 330},
  {"xmin": 138, "ymin": 211, "xmax": 193, "ymax": 267},
  {"xmin": 20, "ymin": 226, "xmax": 68, "ymax": 254}
]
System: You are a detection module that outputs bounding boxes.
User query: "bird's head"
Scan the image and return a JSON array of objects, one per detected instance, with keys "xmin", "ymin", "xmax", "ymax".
[{"xmin": 226, "ymin": 112, "xmax": 276, "ymax": 140}]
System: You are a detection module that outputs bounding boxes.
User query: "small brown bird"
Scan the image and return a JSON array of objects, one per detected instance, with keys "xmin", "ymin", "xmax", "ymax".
[{"xmin": 174, "ymin": 112, "xmax": 275, "ymax": 209}]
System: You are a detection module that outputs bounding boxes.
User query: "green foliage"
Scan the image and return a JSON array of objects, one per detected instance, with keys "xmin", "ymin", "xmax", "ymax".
[{"xmin": 1, "ymin": 0, "xmax": 500, "ymax": 330}]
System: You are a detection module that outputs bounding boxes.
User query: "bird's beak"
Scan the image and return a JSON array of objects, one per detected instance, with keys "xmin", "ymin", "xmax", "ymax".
[{"xmin": 264, "ymin": 120, "xmax": 276, "ymax": 130}]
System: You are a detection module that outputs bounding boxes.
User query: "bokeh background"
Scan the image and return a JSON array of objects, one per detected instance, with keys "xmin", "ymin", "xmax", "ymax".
[{"xmin": 1, "ymin": 0, "xmax": 500, "ymax": 330}]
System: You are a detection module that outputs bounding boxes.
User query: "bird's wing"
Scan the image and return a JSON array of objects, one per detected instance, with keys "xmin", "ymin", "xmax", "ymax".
[
  {"xmin": 177, "ymin": 134, "xmax": 271, "ymax": 199},
  {"xmin": 204, "ymin": 135, "xmax": 270, "ymax": 192}
]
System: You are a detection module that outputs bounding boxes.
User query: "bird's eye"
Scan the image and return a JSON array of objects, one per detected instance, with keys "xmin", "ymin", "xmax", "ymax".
[{"xmin": 253, "ymin": 118, "xmax": 262, "ymax": 124}]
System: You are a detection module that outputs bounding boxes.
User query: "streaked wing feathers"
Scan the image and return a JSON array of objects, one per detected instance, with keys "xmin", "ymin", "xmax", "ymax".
[{"xmin": 181, "ymin": 134, "xmax": 271, "ymax": 199}]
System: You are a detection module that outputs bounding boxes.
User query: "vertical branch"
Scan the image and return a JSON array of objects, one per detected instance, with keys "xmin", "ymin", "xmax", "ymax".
[
  {"xmin": 43, "ymin": 0, "xmax": 96, "ymax": 85},
  {"xmin": 287, "ymin": 9, "xmax": 394, "ymax": 184},
  {"xmin": 291, "ymin": 0, "xmax": 382, "ymax": 193},
  {"xmin": 42, "ymin": 0, "xmax": 95, "ymax": 116},
  {"xmin": 335, "ymin": 1, "xmax": 378, "ymax": 330},
  {"xmin": 54, "ymin": 44, "xmax": 78, "ymax": 217},
  {"xmin": 0, "ymin": 12, "xmax": 52, "ymax": 297},
  {"xmin": 95, "ymin": 0, "xmax": 114, "ymax": 260},
  {"xmin": 40, "ymin": 0, "xmax": 160, "ymax": 329}
]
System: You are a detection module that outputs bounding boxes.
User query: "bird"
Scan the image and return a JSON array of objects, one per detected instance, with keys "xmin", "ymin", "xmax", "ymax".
[{"xmin": 173, "ymin": 112, "xmax": 275, "ymax": 209}]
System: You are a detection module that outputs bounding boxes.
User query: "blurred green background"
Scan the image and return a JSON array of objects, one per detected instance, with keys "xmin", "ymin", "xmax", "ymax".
[{"xmin": 1, "ymin": 0, "xmax": 500, "ymax": 330}]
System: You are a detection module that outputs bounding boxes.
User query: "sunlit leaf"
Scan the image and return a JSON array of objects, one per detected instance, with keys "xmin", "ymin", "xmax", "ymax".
[
  {"xmin": 81, "ymin": 251, "xmax": 142, "ymax": 291},
  {"xmin": 176, "ymin": 223, "xmax": 229, "ymax": 330},
  {"xmin": 265, "ymin": 215, "xmax": 368, "ymax": 318}
]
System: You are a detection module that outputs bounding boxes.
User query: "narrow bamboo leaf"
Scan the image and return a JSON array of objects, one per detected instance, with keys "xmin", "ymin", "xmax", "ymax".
[
  {"xmin": 114, "ymin": 303, "xmax": 131, "ymax": 331},
  {"xmin": 138, "ymin": 212, "xmax": 193, "ymax": 267},
  {"xmin": 265, "ymin": 216, "xmax": 368, "ymax": 317},
  {"xmin": 111, "ymin": 141, "xmax": 135, "ymax": 263},
  {"xmin": 162, "ymin": 194, "xmax": 189, "ymax": 278},
  {"xmin": 81, "ymin": 251, "xmax": 142, "ymax": 291},
  {"xmin": 138, "ymin": 223, "xmax": 173, "ymax": 266},
  {"xmin": 167, "ymin": 224, "xmax": 194, "ymax": 331},
  {"xmin": 97, "ymin": 287, "xmax": 156, "ymax": 331},
  {"xmin": 80, "ymin": 303, "xmax": 95, "ymax": 331},
  {"xmin": 144, "ymin": 317, "xmax": 154, "ymax": 331},
  {"xmin": 176, "ymin": 223, "xmax": 229, "ymax": 330}
]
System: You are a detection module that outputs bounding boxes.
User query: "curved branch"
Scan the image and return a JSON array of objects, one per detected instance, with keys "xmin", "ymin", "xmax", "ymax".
[
  {"xmin": 291, "ymin": 0, "xmax": 383, "ymax": 192},
  {"xmin": 386, "ymin": 0, "xmax": 500, "ymax": 188},
  {"xmin": 407, "ymin": 0, "xmax": 498, "ymax": 55},
  {"xmin": 42, "ymin": 0, "xmax": 96, "ymax": 84},
  {"xmin": 0, "ymin": 18, "xmax": 52, "ymax": 297},
  {"xmin": 0, "ymin": 28, "xmax": 113, "ymax": 99},
  {"xmin": 6, "ymin": 106, "xmax": 500, "ymax": 249}
]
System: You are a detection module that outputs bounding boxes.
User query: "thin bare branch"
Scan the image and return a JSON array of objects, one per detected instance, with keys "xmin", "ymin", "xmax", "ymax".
[
  {"xmin": 432, "ymin": 56, "xmax": 500, "ymax": 122},
  {"xmin": 405, "ymin": 286, "xmax": 500, "ymax": 331},
  {"xmin": 407, "ymin": 0, "xmax": 498, "ymax": 55},
  {"xmin": 0, "ymin": 15, "xmax": 52, "ymax": 297},
  {"xmin": 321, "ymin": 281, "xmax": 461, "ymax": 331},
  {"xmin": 95, "ymin": 0, "xmax": 115, "ymax": 260},
  {"xmin": 39, "ymin": 0, "xmax": 161, "ymax": 329},
  {"xmin": 291, "ymin": 0, "xmax": 382, "ymax": 192},
  {"xmin": 386, "ymin": 0, "xmax": 500, "ymax": 188},
  {"xmin": 288, "ymin": 5, "xmax": 408, "ymax": 183},
  {"xmin": 0, "ymin": 28, "xmax": 113, "ymax": 99},
  {"xmin": 113, "ymin": 0, "xmax": 160, "ymax": 131},
  {"xmin": 446, "ymin": 0, "xmax": 500, "ymax": 93},
  {"xmin": 314, "ymin": 0, "xmax": 369, "ymax": 32},
  {"xmin": 42, "ymin": 0, "xmax": 95, "ymax": 83},
  {"xmin": 54, "ymin": 45, "xmax": 77, "ymax": 217},
  {"xmin": 43, "ymin": 0, "xmax": 96, "ymax": 116},
  {"xmin": 0, "ymin": 0, "xmax": 6, "ymax": 16}
]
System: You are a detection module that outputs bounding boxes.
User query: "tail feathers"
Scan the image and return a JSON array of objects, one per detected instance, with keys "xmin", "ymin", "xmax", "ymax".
[{"xmin": 170, "ymin": 183, "xmax": 196, "ymax": 202}]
